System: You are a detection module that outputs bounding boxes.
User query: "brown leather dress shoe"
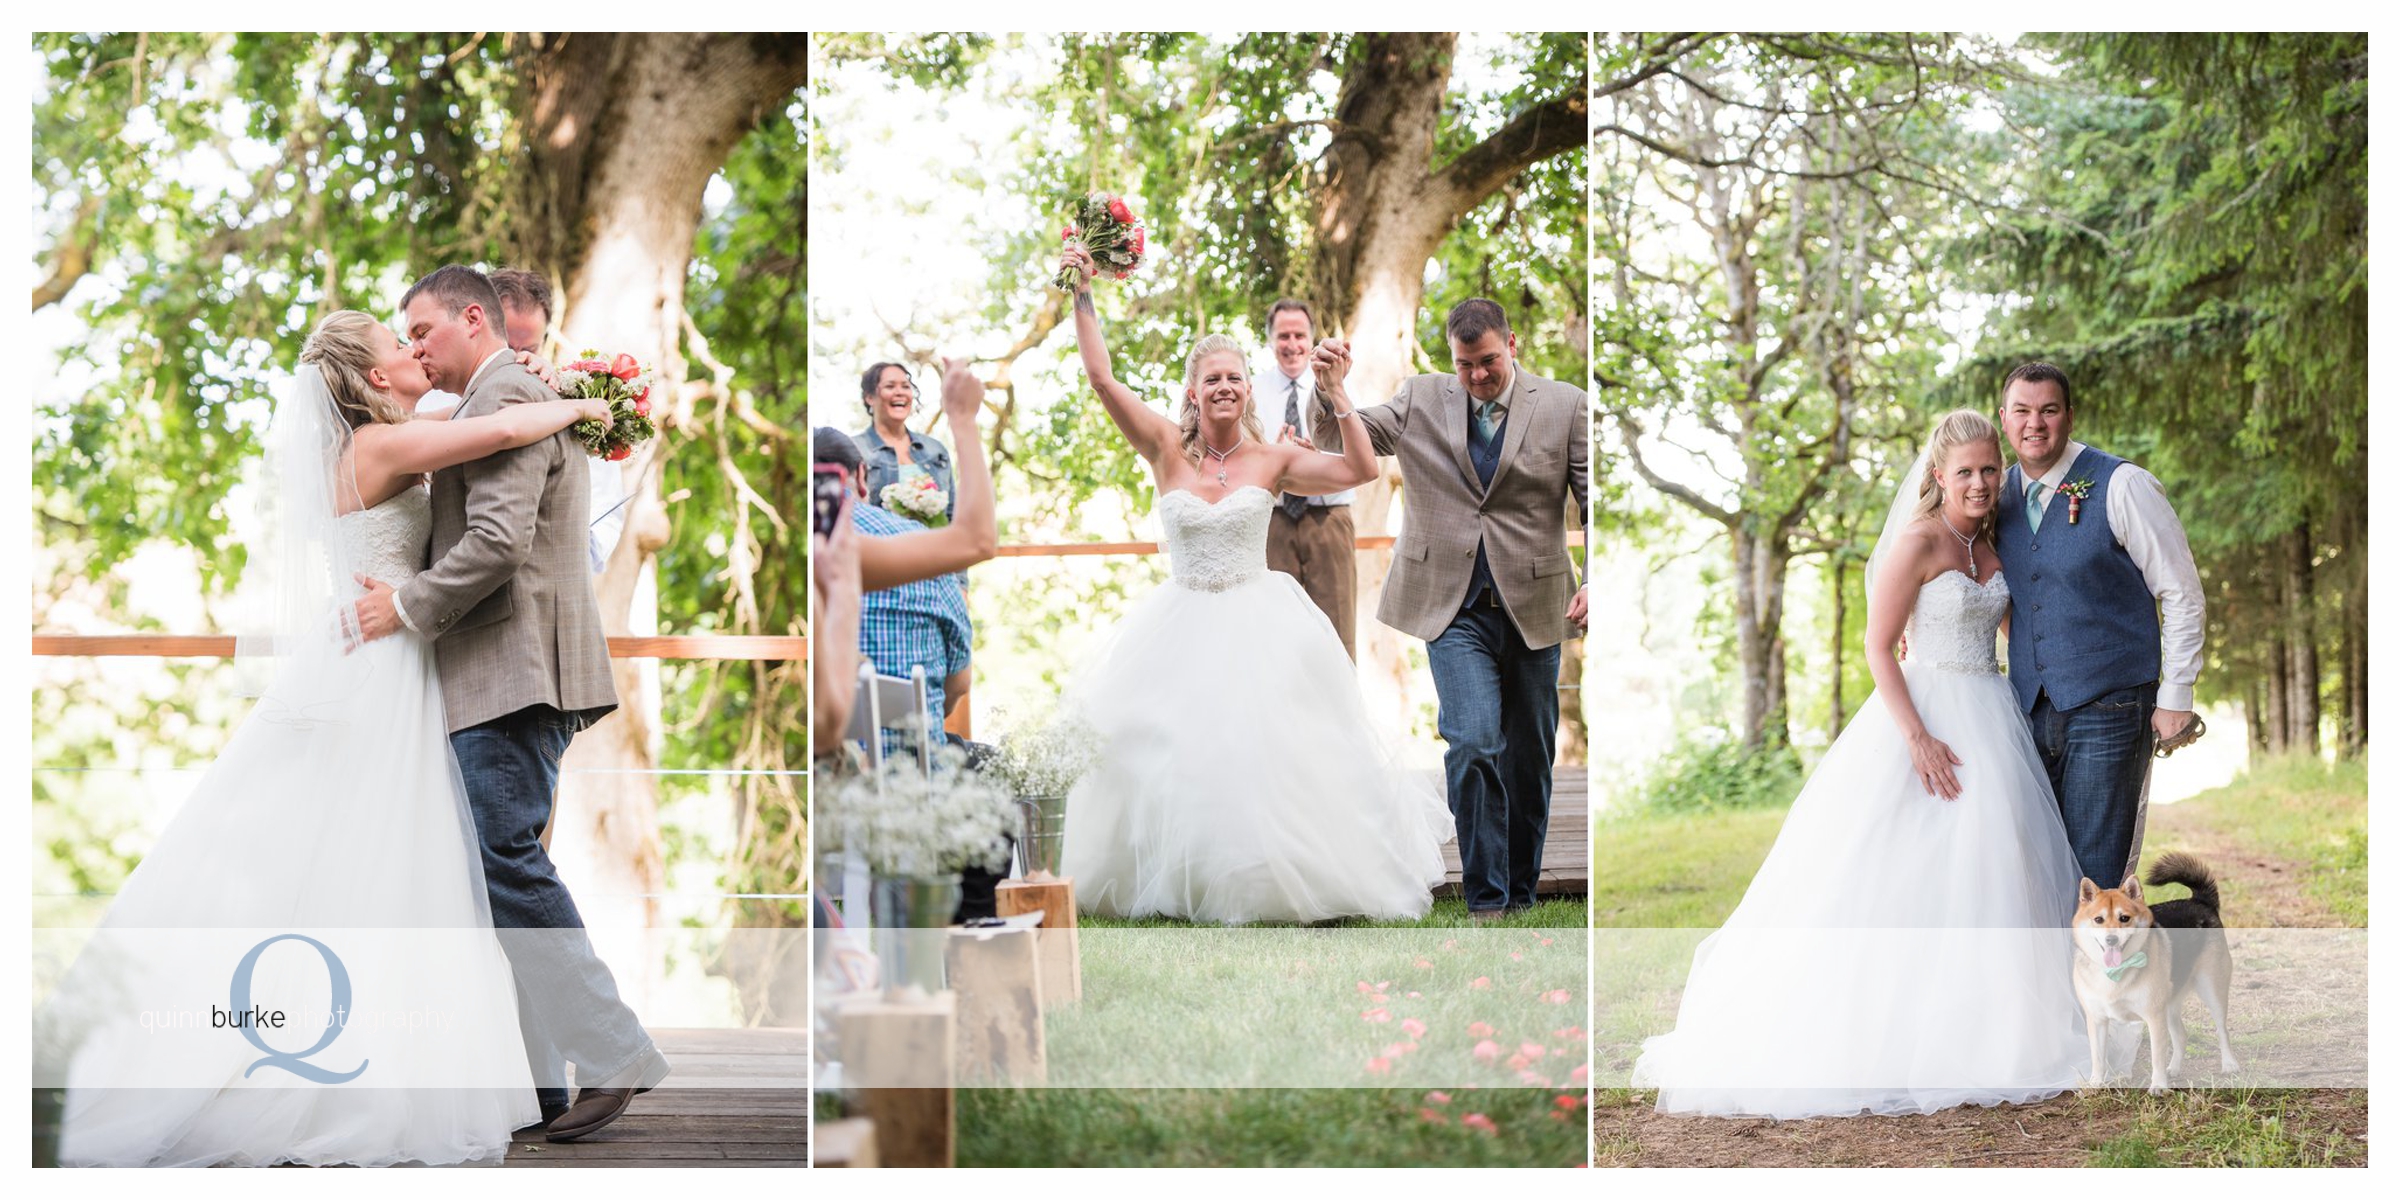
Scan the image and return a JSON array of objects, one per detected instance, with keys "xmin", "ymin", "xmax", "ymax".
[{"xmin": 544, "ymin": 1086, "xmax": 648, "ymax": 1142}]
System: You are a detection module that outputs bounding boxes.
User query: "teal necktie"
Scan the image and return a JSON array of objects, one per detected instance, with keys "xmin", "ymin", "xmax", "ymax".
[
  {"xmin": 2027, "ymin": 481, "xmax": 2048, "ymax": 532},
  {"xmin": 1476, "ymin": 399, "xmax": 1504, "ymax": 443}
]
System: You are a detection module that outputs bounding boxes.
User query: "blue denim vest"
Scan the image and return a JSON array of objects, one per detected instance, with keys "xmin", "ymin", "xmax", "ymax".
[{"xmin": 1992, "ymin": 448, "xmax": 2160, "ymax": 712}]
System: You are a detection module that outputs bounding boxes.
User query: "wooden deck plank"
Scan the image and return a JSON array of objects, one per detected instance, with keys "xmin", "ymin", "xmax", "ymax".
[{"xmin": 492, "ymin": 1030, "xmax": 809, "ymax": 1168}]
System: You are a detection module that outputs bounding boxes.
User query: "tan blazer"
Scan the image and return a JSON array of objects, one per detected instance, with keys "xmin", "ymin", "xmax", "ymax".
[
  {"xmin": 1357, "ymin": 367, "xmax": 1588, "ymax": 649},
  {"xmin": 398, "ymin": 355, "xmax": 620, "ymax": 733}
]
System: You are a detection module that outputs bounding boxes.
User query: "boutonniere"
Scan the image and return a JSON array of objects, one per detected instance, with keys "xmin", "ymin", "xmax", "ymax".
[{"xmin": 2057, "ymin": 477, "xmax": 2095, "ymax": 525}]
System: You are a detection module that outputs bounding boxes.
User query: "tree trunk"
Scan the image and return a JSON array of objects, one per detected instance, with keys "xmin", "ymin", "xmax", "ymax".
[
  {"xmin": 2344, "ymin": 548, "xmax": 2367, "ymax": 755},
  {"xmin": 2283, "ymin": 523, "xmax": 2320, "ymax": 757},
  {"xmin": 2264, "ymin": 609, "xmax": 2291, "ymax": 754},
  {"xmin": 1301, "ymin": 32, "xmax": 1585, "ymax": 742},
  {"xmin": 2247, "ymin": 682, "xmax": 2270, "ymax": 756},
  {"xmin": 1826, "ymin": 557, "xmax": 1847, "ymax": 739},
  {"xmin": 505, "ymin": 34, "xmax": 807, "ymax": 976},
  {"xmin": 1732, "ymin": 522, "xmax": 1791, "ymax": 749}
]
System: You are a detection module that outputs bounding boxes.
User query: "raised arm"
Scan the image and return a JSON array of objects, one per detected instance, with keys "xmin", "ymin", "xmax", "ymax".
[
  {"xmin": 1060, "ymin": 245, "xmax": 1178, "ymax": 462},
  {"xmin": 859, "ymin": 356, "xmax": 999, "ymax": 592},
  {"xmin": 357, "ymin": 397, "xmax": 608, "ymax": 480},
  {"xmin": 1864, "ymin": 526, "xmax": 1961, "ymax": 800},
  {"xmin": 389, "ymin": 398, "xmax": 555, "ymax": 638}
]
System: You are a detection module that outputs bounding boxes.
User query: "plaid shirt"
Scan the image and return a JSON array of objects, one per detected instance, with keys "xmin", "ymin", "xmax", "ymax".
[{"xmin": 853, "ymin": 504, "xmax": 973, "ymax": 728}]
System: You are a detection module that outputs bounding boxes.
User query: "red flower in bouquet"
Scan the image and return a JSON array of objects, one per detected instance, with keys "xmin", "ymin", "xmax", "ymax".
[
  {"xmin": 1106, "ymin": 195, "xmax": 1133, "ymax": 224},
  {"xmin": 556, "ymin": 348, "xmax": 661, "ymax": 461}
]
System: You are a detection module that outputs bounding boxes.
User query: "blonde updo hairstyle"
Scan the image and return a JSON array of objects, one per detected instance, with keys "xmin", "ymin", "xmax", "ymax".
[
  {"xmin": 1176, "ymin": 333, "xmax": 1265, "ymax": 466},
  {"xmin": 1913, "ymin": 408, "xmax": 2003, "ymax": 543},
  {"xmin": 299, "ymin": 310, "xmax": 409, "ymax": 430}
]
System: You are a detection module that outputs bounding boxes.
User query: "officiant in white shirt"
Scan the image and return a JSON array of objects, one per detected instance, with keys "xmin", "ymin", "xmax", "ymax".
[
  {"xmin": 1249, "ymin": 297, "xmax": 1359, "ymax": 660},
  {"xmin": 493, "ymin": 268, "xmax": 627, "ymax": 573}
]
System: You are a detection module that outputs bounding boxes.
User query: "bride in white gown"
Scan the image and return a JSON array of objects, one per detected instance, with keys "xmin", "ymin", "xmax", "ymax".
[
  {"xmin": 1051, "ymin": 246, "xmax": 1451, "ymax": 923},
  {"xmin": 1632, "ymin": 410, "xmax": 2088, "ymax": 1118},
  {"xmin": 51, "ymin": 311, "xmax": 610, "ymax": 1166}
]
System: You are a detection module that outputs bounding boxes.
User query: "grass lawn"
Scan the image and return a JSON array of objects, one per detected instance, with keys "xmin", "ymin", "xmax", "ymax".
[
  {"xmin": 1589, "ymin": 753, "xmax": 2368, "ymax": 1167},
  {"xmin": 933, "ymin": 898, "xmax": 1590, "ymax": 1166}
]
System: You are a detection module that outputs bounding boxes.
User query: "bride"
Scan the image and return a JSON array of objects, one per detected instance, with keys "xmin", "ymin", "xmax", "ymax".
[
  {"xmin": 1631, "ymin": 410, "xmax": 2087, "ymax": 1118},
  {"xmin": 50, "ymin": 310, "xmax": 610, "ymax": 1166},
  {"xmin": 1051, "ymin": 245, "xmax": 1451, "ymax": 923}
]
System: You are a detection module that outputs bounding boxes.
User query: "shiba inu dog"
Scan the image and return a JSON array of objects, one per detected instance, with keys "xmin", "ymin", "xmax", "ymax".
[{"xmin": 2070, "ymin": 852, "xmax": 2238, "ymax": 1094}]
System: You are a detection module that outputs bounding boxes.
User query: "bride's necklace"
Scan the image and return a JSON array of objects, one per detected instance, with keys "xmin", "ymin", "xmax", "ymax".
[
  {"xmin": 1940, "ymin": 511, "xmax": 1980, "ymax": 579},
  {"xmin": 1201, "ymin": 434, "xmax": 1244, "ymax": 488}
]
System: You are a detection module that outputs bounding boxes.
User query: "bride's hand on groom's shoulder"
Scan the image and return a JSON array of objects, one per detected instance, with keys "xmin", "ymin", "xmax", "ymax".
[{"xmin": 515, "ymin": 350, "xmax": 557, "ymax": 388}]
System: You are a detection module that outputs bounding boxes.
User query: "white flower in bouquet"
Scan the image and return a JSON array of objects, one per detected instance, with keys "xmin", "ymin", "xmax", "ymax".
[
  {"xmin": 880, "ymin": 466, "xmax": 949, "ymax": 527},
  {"xmin": 818, "ymin": 743, "xmax": 1013, "ymax": 879},
  {"xmin": 989, "ymin": 705, "xmax": 1101, "ymax": 798}
]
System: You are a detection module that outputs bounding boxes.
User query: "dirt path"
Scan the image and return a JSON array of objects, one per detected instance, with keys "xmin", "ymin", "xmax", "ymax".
[
  {"xmin": 1592, "ymin": 1089, "xmax": 2365, "ymax": 1168},
  {"xmin": 2145, "ymin": 803, "xmax": 2343, "ymax": 928},
  {"xmin": 1594, "ymin": 808, "xmax": 2365, "ymax": 1167}
]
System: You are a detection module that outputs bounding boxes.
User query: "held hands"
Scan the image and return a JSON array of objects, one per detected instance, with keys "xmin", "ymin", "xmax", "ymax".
[
  {"xmin": 940, "ymin": 356, "xmax": 984, "ymax": 423},
  {"xmin": 1566, "ymin": 585, "xmax": 1589, "ymax": 633},
  {"xmin": 351, "ymin": 575, "xmax": 404, "ymax": 647},
  {"xmin": 1311, "ymin": 337, "xmax": 1352, "ymax": 393},
  {"xmin": 1907, "ymin": 730, "xmax": 1965, "ymax": 801}
]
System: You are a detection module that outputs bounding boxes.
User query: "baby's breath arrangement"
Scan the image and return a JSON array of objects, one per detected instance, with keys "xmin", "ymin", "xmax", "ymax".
[
  {"xmin": 989, "ymin": 706, "xmax": 1101, "ymax": 798},
  {"xmin": 818, "ymin": 744, "xmax": 1014, "ymax": 878}
]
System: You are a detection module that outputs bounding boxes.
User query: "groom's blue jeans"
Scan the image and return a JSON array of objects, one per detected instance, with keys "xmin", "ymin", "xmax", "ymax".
[
  {"xmin": 453, "ymin": 704, "xmax": 658, "ymax": 1113},
  {"xmin": 1427, "ymin": 600, "xmax": 1560, "ymax": 912},
  {"xmin": 2029, "ymin": 683, "xmax": 2157, "ymax": 888}
]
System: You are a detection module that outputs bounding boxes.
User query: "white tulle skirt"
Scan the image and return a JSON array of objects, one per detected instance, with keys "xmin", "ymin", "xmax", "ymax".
[
  {"xmin": 1059, "ymin": 569, "xmax": 1453, "ymax": 924},
  {"xmin": 1631, "ymin": 663, "xmax": 2089, "ymax": 1118},
  {"xmin": 53, "ymin": 631, "xmax": 537, "ymax": 1167}
]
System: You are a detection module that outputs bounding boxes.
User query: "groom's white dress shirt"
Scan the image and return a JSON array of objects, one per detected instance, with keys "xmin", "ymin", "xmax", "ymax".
[
  {"xmin": 2023, "ymin": 441, "xmax": 2204, "ymax": 711},
  {"xmin": 1249, "ymin": 359, "xmax": 1352, "ymax": 507}
]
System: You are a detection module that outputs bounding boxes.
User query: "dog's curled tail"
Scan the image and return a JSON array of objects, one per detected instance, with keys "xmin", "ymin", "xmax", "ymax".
[{"xmin": 2145, "ymin": 851, "xmax": 2221, "ymax": 914}]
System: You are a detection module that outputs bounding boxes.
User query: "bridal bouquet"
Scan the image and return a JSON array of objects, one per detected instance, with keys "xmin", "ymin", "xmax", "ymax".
[
  {"xmin": 817, "ymin": 743, "xmax": 1015, "ymax": 878},
  {"xmin": 1051, "ymin": 190, "xmax": 1149, "ymax": 292},
  {"xmin": 880, "ymin": 466, "xmax": 949, "ymax": 527},
  {"xmin": 555, "ymin": 351, "xmax": 661, "ymax": 462}
]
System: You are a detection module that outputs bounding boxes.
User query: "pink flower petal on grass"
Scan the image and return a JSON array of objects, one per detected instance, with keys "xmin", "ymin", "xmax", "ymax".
[
  {"xmin": 1467, "ymin": 1021, "xmax": 1496, "ymax": 1038},
  {"xmin": 1472, "ymin": 1039, "xmax": 1501, "ymax": 1063},
  {"xmin": 1570, "ymin": 1064, "xmax": 1591, "ymax": 1084},
  {"xmin": 1461, "ymin": 1113, "xmax": 1498, "ymax": 1134},
  {"xmin": 1555, "ymin": 1093, "xmax": 1585, "ymax": 1111},
  {"xmin": 1504, "ymin": 1053, "xmax": 1531, "ymax": 1071},
  {"xmin": 1365, "ymin": 1056, "xmax": 1392, "ymax": 1075},
  {"xmin": 1553, "ymin": 1026, "xmax": 1586, "ymax": 1041},
  {"xmin": 1425, "ymin": 1090, "xmax": 1452, "ymax": 1106},
  {"xmin": 1419, "ymin": 1107, "xmax": 1449, "ymax": 1124},
  {"xmin": 1470, "ymin": 976, "xmax": 1493, "ymax": 990},
  {"xmin": 1361, "ymin": 1007, "xmax": 1392, "ymax": 1023},
  {"xmin": 1540, "ymin": 988, "xmax": 1573, "ymax": 1004},
  {"xmin": 1401, "ymin": 1018, "xmax": 1428, "ymax": 1039},
  {"xmin": 1519, "ymin": 1042, "xmax": 1547, "ymax": 1060}
]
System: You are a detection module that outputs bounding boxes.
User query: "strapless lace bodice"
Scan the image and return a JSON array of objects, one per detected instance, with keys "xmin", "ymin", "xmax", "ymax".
[
  {"xmin": 1906, "ymin": 570, "xmax": 2009, "ymax": 675},
  {"xmin": 1159, "ymin": 487, "xmax": 1272, "ymax": 592},
  {"xmin": 342, "ymin": 485, "xmax": 432, "ymax": 588}
]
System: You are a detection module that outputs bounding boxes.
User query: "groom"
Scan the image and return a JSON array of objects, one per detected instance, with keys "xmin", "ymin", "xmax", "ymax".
[
  {"xmin": 1316, "ymin": 299, "xmax": 1589, "ymax": 919},
  {"xmin": 353, "ymin": 265, "xmax": 670, "ymax": 1141},
  {"xmin": 1992, "ymin": 361, "xmax": 2205, "ymax": 888}
]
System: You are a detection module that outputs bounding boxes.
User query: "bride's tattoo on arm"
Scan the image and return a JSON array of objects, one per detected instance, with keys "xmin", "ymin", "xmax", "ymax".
[{"xmin": 1074, "ymin": 291, "xmax": 1096, "ymax": 318}]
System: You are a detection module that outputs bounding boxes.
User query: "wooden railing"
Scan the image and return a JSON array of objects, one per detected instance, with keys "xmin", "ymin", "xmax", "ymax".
[{"xmin": 31, "ymin": 635, "xmax": 806, "ymax": 660}]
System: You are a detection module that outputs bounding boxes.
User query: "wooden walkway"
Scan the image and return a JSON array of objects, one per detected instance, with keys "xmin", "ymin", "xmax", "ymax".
[
  {"xmin": 486, "ymin": 1027, "xmax": 809, "ymax": 1168},
  {"xmin": 1432, "ymin": 767, "xmax": 1588, "ymax": 898}
]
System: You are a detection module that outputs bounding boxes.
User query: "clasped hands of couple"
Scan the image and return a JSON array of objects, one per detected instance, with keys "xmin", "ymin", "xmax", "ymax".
[{"xmin": 346, "ymin": 346, "xmax": 614, "ymax": 647}]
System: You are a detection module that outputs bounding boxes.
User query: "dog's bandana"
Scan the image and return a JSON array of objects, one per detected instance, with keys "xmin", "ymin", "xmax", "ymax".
[{"xmin": 2101, "ymin": 949, "xmax": 2149, "ymax": 982}]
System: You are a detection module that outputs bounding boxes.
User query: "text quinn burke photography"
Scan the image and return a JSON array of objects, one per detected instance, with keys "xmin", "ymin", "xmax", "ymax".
[{"xmin": 20, "ymin": 18, "xmax": 2379, "ymax": 1185}]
